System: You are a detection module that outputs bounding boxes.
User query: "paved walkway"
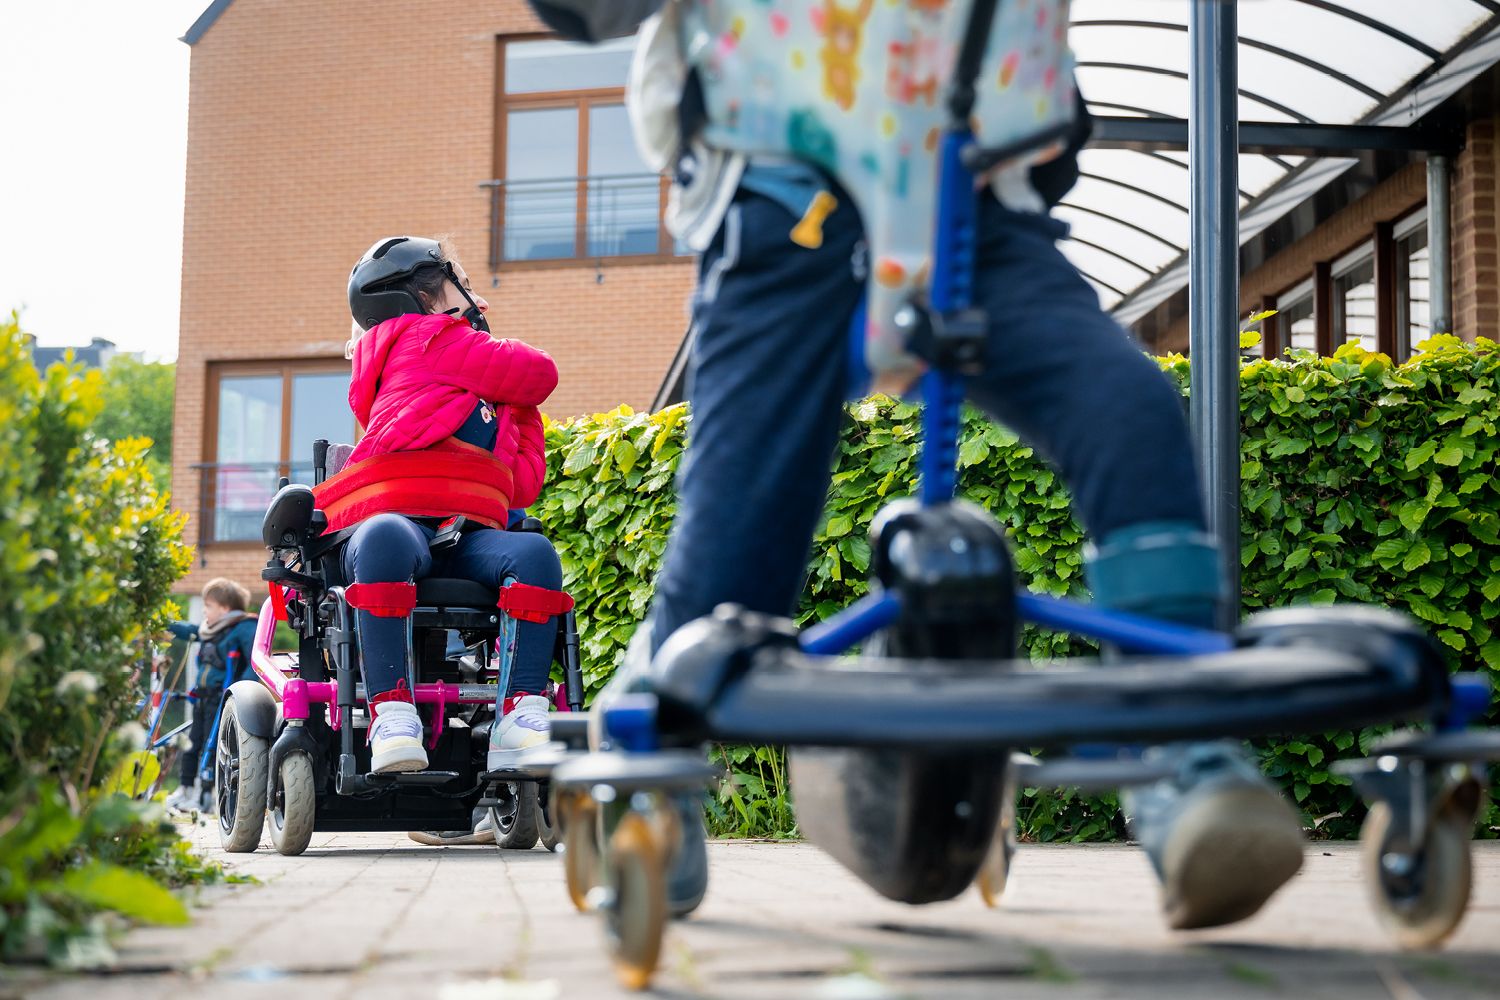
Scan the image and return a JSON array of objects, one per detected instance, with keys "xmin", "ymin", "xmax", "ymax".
[{"xmin": 18, "ymin": 821, "xmax": 1500, "ymax": 1000}]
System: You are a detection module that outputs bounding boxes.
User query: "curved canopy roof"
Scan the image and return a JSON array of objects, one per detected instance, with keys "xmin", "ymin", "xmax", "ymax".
[{"xmin": 1062, "ymin": 0, "xmax": 1500, "ymax": 323}]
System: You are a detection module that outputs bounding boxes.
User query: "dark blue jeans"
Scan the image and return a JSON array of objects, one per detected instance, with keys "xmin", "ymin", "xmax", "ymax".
[
  {"xmin": 648, "ymin": 188, "xmax": 1205, "ymax": 653},
  {"xmin": 341, "ymin": 514, "xmax": 563, "ymax": 699}
]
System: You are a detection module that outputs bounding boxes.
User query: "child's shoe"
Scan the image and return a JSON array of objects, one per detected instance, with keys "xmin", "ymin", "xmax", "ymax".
[
  {"xmin": 1124, "ymin": 742, "xmax": 1304, "ymax": 929},
  {"xmin": 163, "ymin": 781, "xmax": 199, "ymax": 813},
  {"xmin": 369, "ymin": 700, "xmax": 428, "ymax": 773},
  {"xmin": 487, "ymin": 694, "xmax": 551, "ymax": 769}
]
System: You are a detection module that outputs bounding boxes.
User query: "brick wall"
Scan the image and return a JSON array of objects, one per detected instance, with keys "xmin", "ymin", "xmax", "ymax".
[
  {"xmin": 1156, "ymin": 163, "xmax": 1430, "ymax": 353},
  {"xmin": 1155, "ymin": 89, "xmax": 1500, "ymax": 354},
  {"xmin": 173, "ymin": 0, "xmax": 695, "ymax": 594},
  {"xmin": 1452, "ymin": 114, "xmax": 1500, "ymax": 339}
]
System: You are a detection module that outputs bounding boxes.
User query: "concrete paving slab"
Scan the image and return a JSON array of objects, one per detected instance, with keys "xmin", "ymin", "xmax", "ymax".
[{"xmin": 15, "ymin": 818, "xmax": 1500, "ymax": 1000}]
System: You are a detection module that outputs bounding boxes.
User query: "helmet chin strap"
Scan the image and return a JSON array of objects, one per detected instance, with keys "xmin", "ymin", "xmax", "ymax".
[{"xmin": 440, "ymin": 262, "xmax": 490, "ymax": 333}]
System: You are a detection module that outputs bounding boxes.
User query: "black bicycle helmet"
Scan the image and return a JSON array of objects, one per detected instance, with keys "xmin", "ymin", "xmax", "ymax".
[{"xmin": 348, "ymin": 236, "xmax": 447, "ymax": 329}]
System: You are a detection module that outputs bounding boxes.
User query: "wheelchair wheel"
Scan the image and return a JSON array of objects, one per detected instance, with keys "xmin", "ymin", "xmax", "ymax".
[
  {"xmin": 217, "ymin": 697, "xmax": 268, "ymax": 853},
  {"xmin": 489, "ymin": 781, "xmax": 540, "ymax": 851},
  {"xmin": 604, "ymin": 810, "xmax": 670, "ymax": 991},
  {"xmin": 268, "ymin": 754, "xmax": 316, "ymax": 857},
  {"xmin": 1362, "ymin": 798, "xmax": 1474, "ymax": 949},
  {"xmin": 537, "ymin": 783, "xmax": 560, "ymax": 852}
]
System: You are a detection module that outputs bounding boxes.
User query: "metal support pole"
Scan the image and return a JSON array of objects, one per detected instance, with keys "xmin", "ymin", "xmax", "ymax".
[
  {"xmin": 1427, "ymin": 153, "xmax": 1454, "ymax": 335},
  {"xmin": 1188, "ymin": 0, "xmax": 1240, "ymax": 630}
]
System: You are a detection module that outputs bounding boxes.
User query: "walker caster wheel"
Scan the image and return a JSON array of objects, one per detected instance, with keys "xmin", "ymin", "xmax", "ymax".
[
  {"xmin": 976, "ymin": 767, "xmax": 1019, "ymax": 908},
  {"xmin": 1362, "ymin": 795, "xmax": 1476, "ymax": 949},
  {"xmin": 602, "ymin": 810, "xmax": 670, "ymax": 991},
  {"xmin": 559, "ymin": 789, "xmax": 601, "ymax": 912}
]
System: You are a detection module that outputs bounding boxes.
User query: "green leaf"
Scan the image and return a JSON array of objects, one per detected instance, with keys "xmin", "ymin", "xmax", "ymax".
[
  {"xmin": 823, "ymin": 514, "xmax": 854, "ymax": 538},
  {"xmin": 1266, "ymin": 437, "xmax": 1311, "ymax": 458},
  {"xmin": 1435, "ymin": 445, "xmax": 1464, "ymax": 466},
  {"xmin": 1402, "ymin": 539, "xmax": 1432, "ymax": 572},
  {"xmin": 1404, "ymin": 440, "xmax": 1438, "ymax": 469},
  {"xmin": 1398, "ymin": 501, "xmax": 1433, "ymax": 533},
  {"xmin": 1438, "ymin": 629, "xmax": 1467, "ymax": 651},
  {"xmin": 1284, "ymin": 546, "xmax": 1312, "ymax": 571},
  {"xmin": 52, "ymin": 863, "xmax": 188, "ymax": 925},
  {"xmin": 612, "ymin": 439, "xmax": 639, "ymax": 474}
]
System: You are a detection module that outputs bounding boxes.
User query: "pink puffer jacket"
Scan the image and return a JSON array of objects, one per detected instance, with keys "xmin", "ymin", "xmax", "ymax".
[{"xmin": 347, "ymin": 313, "xmax": 558, "ymax": 508}]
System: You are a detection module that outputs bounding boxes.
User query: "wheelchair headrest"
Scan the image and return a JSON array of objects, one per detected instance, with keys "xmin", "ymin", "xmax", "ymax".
[{"xmin": 262, "ymin": 483, "xmax": 324, "ymax": 550}]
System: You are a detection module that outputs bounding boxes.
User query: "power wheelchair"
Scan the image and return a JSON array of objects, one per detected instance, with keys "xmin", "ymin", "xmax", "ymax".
[{"xmin": 213, "ymin": 438, "xmax": 585, "ymax": 856}]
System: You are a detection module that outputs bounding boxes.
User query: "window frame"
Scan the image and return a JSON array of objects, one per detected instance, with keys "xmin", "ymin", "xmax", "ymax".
[
  {"xmin": 201, "ymin": 359, "xmax": 354, "ymax": 548},
  {"xmin": 1393, "ymin": 207, "xmax": 1431, "ymax": 360},
  {"xmin": 1329, "ymin": 239, "xmax": 1378, "ymax": 353},
  {"xmin": 493, "ymin": 34, "xmax": 674, "ymax": 270},
  {"xmin": 1275, "ymin": 277, "xmax": 1317, "ymax": 354}
]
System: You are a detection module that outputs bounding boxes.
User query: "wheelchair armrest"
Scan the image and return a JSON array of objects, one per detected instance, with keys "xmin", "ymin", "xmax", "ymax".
[{"xmin": 515, "ymin": 516, "xmax": 545, "ymax": 534}]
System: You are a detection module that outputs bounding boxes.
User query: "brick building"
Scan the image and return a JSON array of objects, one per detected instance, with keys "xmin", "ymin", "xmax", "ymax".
[
  {"xmin": 173, "ymin": 0, "xmax": 694, "ymax": 592},
  {"xmin": 173, "ymin": 1, "xmax": 1500, "ymax": 595}
]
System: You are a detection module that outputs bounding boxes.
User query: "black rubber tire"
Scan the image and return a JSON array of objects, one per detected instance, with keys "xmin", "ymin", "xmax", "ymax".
[
  {"xmin": 216, "ymin": 699, "xmax": 269, "ymax": 853},
  {"xmin": 537, "ymin": 784, "xmax": 560, "ymax": 852},
  {"xmin": 489, "ymin": 781, "xmax": 540, "ymax": 851},
  {"xmin": 268, "ymin": 754, "xmax": 316, "ymax": 857}
]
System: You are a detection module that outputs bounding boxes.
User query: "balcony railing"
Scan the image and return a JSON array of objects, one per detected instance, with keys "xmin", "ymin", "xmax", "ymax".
[
  {"xmin": 480, "ymin": 174, "xmax": 689, "ymax": 267},
  {"xmin": 192, "ymin": 461, "xmax": 319, "ymax": 546}
]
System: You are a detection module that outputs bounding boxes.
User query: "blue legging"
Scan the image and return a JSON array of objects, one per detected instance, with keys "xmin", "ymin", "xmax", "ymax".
[{"xmin": 341, "ymin": 514, "xmax": 563, "ymax": 700}]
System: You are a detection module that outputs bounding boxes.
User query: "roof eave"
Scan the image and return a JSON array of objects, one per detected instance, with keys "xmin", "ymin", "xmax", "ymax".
[{"xmin": 181, "ymin": 0, "xmax": 235, "ymax": 45}]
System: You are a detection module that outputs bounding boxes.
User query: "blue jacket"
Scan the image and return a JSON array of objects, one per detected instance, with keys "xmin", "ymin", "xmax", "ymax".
[{"xmin": 168, "ymin": 613, "xmax": 257, "ymax": 693}]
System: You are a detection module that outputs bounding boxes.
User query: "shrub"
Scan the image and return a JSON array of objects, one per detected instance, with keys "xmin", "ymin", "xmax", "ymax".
[
  {"xmin": 0, "ymin": 313, "xmax": 198, "ymax": 966},
  {"xmin": 92, "ymin": 356, "xmax": 175, "ymax": 486},
  {"xmin": 534, "ymin": 337, "xmax": 1500, "ymax": 841}
]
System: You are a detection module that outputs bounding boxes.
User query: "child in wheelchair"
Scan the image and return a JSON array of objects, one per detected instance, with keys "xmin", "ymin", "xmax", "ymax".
[{"xmin": 335, "ymin": 236, "xmax": 565, "ymax": 775}]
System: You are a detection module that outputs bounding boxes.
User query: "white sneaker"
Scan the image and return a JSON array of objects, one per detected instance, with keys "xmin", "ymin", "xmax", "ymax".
[
  {"xmin": 163, "ymin": 782, "xmax": 197, "ymax": 813},
  {"xmin": 487, "ymin": 694, "xmax": 551, "ymax": 770},
  {"xmin": 370, "ymin": 701, "xmax": 428, "ymax": 773}
]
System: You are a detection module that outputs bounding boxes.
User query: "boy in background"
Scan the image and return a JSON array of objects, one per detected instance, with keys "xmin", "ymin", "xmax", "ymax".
[{"xmin": 163, "ymin": 578, "xmax": 257, "ymax": 813}]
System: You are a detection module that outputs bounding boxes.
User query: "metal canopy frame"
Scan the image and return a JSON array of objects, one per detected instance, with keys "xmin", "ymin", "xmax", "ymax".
[
  {"xmin": 1064, "ymin": 0, "xmax": 1500, "ymax": 316},
  {"xmin": 1173, "ymin": 0, "xmax": 1486, "ymax": 621}
]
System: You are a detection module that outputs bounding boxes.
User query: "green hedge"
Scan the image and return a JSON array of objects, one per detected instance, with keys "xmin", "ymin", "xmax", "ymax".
[
  {"xmin": 533, "ymin": 337, "xmax": 1500, "ymax": 841},
  {"xmin": 0, "ymin": 314, "xmax": 203, "ymax": 966}
]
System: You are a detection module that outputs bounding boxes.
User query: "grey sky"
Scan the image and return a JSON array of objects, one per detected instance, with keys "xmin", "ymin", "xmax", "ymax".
[{"xmin": 0, "ymin": 1, "xmax": 205, "ymax": 361}]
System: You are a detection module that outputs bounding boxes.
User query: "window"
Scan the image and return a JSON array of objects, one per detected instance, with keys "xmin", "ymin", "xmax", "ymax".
[
  {"xmin": 494, "ymin": 36, "xmax": 676, "ymax": 263},
  {"xmin": 1395, "ymin": 210, "xmax": 1430, "ymax": 358},
  {"xmin": 205, "ymin": 364, "xmax": 355, "ymax": 543},
  {"xmin": 1277, "ymin": 279, "xmax": 1316, "ymax": 353},
  {"xmin": 1331, "ymin": 242, "xmax": 1377, "ymax": 352}
]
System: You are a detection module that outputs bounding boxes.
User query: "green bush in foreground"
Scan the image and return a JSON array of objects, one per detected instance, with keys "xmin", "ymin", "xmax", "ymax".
[
  {"xmin": 535, "ymin": 337, "xmax": 1500, "ymax": 841},
  {"xmin": 0, "ymin": 314, "xmax": 202, "ymax": 967}
]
